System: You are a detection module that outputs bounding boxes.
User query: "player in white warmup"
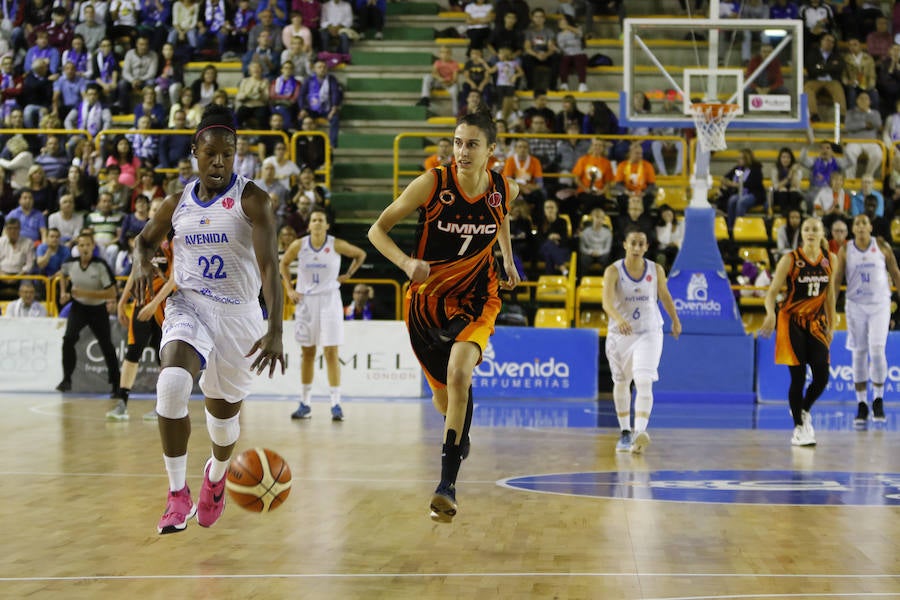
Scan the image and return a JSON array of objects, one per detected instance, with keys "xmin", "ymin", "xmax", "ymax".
[
  {"xmin": 132, "ymin": 105, "xmax": 286, "ymax": 534},
  {"xmin": 602, "ymin": 227, "xmax": 681, "ymax": 454},
  {"xmin": 832, "ymin": 213, "xmax": 900, "ymax": 426},
  {"xmin": 280, "ymin": 207, "xmax": 367, "ymax": 421}
]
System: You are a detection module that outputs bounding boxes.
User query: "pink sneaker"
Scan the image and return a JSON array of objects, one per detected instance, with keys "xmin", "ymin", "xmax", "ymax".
[
  {"xmin": 197, "ymin": 460, "xmax": 227, "ymax": 528},
  {"xmin": 157, "ymin": 486, "xmax": 197, "ymax": 534}
]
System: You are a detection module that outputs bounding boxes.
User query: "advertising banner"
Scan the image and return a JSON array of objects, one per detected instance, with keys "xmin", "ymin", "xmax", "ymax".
[
  {"xmin": 0, "ymin": 318, "xmax": 65, "ymax": 391},
  {"xmin": 756, "ymin": 331, "xmax": 900, "ymax": 402},
  {"xmin": 469, "ymin": 326, "xmax": 598, "ymax": 399}
]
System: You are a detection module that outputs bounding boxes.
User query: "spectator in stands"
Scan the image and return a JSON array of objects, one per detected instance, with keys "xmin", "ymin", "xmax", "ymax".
[
  {"xmin": 800, "ymin": 138, "xmax": 847, "ymax": 208},
  {"xmin": 828, "ymin": 217, "xmax": 849, "ymax": 253},
  {"xmin": 493, "ymin": 45, "xmax": 523, "ymax": 100},
  {"xmin": 62, "ymin": 35, "xmax": 92, "ymax": 81},
  {"xmin": 718, "ymin": 148, "xmax": 765, "ymax": 230},
  {"xmin": 7, "ymin": 188, "xmax": 46, "ymax": 243},
  {"xmin": 418, "ymin": 45, "xmax": 460, "ymax": 115},
  {"xmin": 76, "ymin": 4, "xmax": 106, "ymax": 54},
  {"xmin": 775, "ymin": 208, "xmax": 802, "ymax": 259},
  {"xmin": 93, "ymin": 39, "xmax": 121, "ymax": 108},
  {"xmin": 235, "ymin": 60, "xmax": 270, "ymax": 128},
  {"xmin": 522, "ymin": 90, "xmax": 554, "ymax": 130},
  {"xmin": 298, "ymin": 59, "xmax": 343, "ymax": 148},
  {"xmin": 131, "ymin": 167, "xmax": 164, "ymax": 209},
  {"xmin": 281, "ymin": 35, "xmax": 312, "ymax": 82},
  {"xmin": 496, "ymin": 94, "xmax": 524, "ymax": 131},
  {"xmin": 35, "ymin": 225, "xmax": 68, "ymax": 277},
  {"xmin": 284, "ymin": 190, "xmax": 313, "ymax": 236},
  {"xmin": 295, "ymin": 0, "xmax": 321, "ymax": 40},
  {"xmin": 52, "ymin": 61, "xmax": 85, "ymax": 119},
  {"xmin": 493, "ymin": 0, "xmax": 529, "ymax": 33},
  {"xmin": 23, "ymin": 164, "xmax": 53, "ymax": 215},
  {"xmin": 813, "ymin": 171, "xmax": 852, "ymax": 231},
  {"xmin": 503, "ymin": 138, "xmax": 545, "ymax": 214},
  {"xmin": 0, "ymin": 54, "xmax": 23, "ymax": 113},
  {"xmin": 134, "ymin": 87, "xmax": 166, "ymax": 129},
  {"xmin": 526, "ymin": 112, "xmax": 558, "ymax": 174},
  {"xmin": 746, "ymin": 43, "xmax": 788, "ymax": 100},
  {"xmin": 282, "ymin": 11, "xmax": 313, "ymax": 51},
  {"xmin": 522, "ymin": 7, "xmax": 560, "ymax": 91},
  {"xmin": 862, "ymin": 192, "xmax": 893, "ymax": 242},
  {"xmin": 118, "ymin": 193, "xmax": 149, "ymax": 243},
  {"xmin": 506, "ymin": 196, "xmax": 534, "ymax": 266},
  {"xmin": 98, "ymin": 164, "xmax": 131, "ymax": 212},
  {"xmin": 579, "ymin": 205, "xmax": 612, "ymax": 274},
  {"xmin": 55, "ymin": 231, "xmax": 120, "ymax": 394},
  {"xmin": 138, "ymin": 0, "xmax": 173, "ymax": 53},
  {"xmin": 851, "ymin": 174, "xmax": 884, "ymax": 216},
  {"xmin": 537, "ymin": 197, "xmax": 571, "ymax": 275},
  {"xmin": 242, "ymin": 29, "xmax": 280, "ymax": 79},
  {"xmin": 843, "ymin": 37, "xmax": 879, "ymax": 110},
  {"xmin": 344, "ymin": 283, "xmax": 375, "ymax": 320},
  {"xmin": 459, "ymin": 47, "xmax": 494, "ymax": 110},
  {"xmin": 164, "ymin": 158, "xmax": 195, "ymax": 195},
  {"xmin": 488, "ymin": 11, "xmax": 524, "ymax": 62},
  {"xmin": 867, "ymin": 16, "xmax": 892, "ymax": 61},
  {"xmin": 613, "ymin": 142, "xmax": 657, "ymax": 213},
  {"xmin": 843, "ymin": 91, "xmax": 883, "ymax": 178},
  {"xmin": 770, "ymin": 147, "xmax": 805, "ymax": 215},
  {"xmin": 159, "ymin": 109, "xmax": 193, "ymax": 169},
  {"xmin": 804, "ymin": 33, "xmax": 846, "ymax": 121},
  {"xmin": 168, "ymin": 87, "xmax": 203, "ymax": 129},
  {"xmin": 655, "ymin": 204, "xmax": 683, "ymax": 271},
  {"xmin": 550, "ymin": 94, "xmax": 581, "ymax": 133},
  {"xmin": 155, "ymin": 42, "xmax": 186, "ymax": 108},
  {"xmin": 555, "ymin": 119, "xmax": 589, "ymax": 183},
  {"xmin": 106, "ymin": 135, "xmax": 141, "ymax": 189},
  {"xmin": 58, "ymin": 165, "xmax": 98, "ymax": 214},
  {"xmin": 556, "ymin": 14, "xmax": 588, "ymax": 93},
  {"xmin": 424, "ymin": 137, "xmax": 453, "ymax": 170},
  {"xmin": 294, "ymin": 163, "xmax": 330, "ymax": 208},
  {"xmin": 572, "ymin": 136, "xmax": 615, "ymax": 215},
  {"xmin": 257, "ymin": 160, "xmax": 290, "ymax": 223},
  {"xmin": 48, "ymin": 194, "xmax": 84, "ymax": 245},
  {"xmin": 0, "ymin": 134, "xmax": 33, "ymax": 193},
  {"xmin": 0, "ymin": 219, "xmax": 34, "ymax": 298},
  {"xmin": 194, "ymin": 0, "xmax": 229, "ymax": 59},
  {"xmin": 191, "ymin": 65, "xmax": 220, "ymax": 109},
  {"xmin": 464, "ymin": 0, "xmax": 494, "ymax": 51},
  {"xmin": 20, "ymin": 57, "xmax": 53, "ymax": 129},
  {"xmin": 883, "ymin": 150, "xmax": 900, "ymax": 217},
  {"xmin": 118, "ymin": 36, "xmax": 158, "ymax": 114},
  {"xmin": 583, "ymin": 99, "xmax": 621, "ymax": 137},
  {"xmin": 15, "ymin": 0, "xmax": 52, "ymax": 55},
  {"xmin": 295, "ymin": 115, "xmax": 327, "ymax": 171},
  {"xmin": 650, "ymin": 92, "xmax": 685, "ymax": 176},
  {"xmin": 4, "ymin": 280, "xmax": 47, "ymax": 316},
  {"xmin": 269, "ymin": 61, "xmax": 301, "ymax": 127},
  {"xmin": 169, "ymin": 0, "xmax": 200, "ymax": 50},
  {"xmin": 262, "ymin": 139, "xmax": 301, "ymax": 190},
  {"xmin": 25, "ymin": 30, "xmax": 60, "ymax": 79},
  {"xmin": 110, "ymin": 0, "xmax": 141, "ymax": 52},
  {"xmin": 614, "ymin": 194, "xmax": 657, "ymax": 260},
  {"xmin": 233, "ymin": 135, "xmax": 260, "ymax": 179},
  {"xmin": 354, "ymin": 0, "xmax": 385, "ymax": 41},
  {"xmin": 583, "ymin": 0, "xmax": 625, "ymax": 40},
  {"xmin": 33, "ymin": 135, "xmax": 68, "ymax": 189},
  {"xmin": 319, "ymin": 0, "xmax": 353, "ymax": 55},
  {"xmin": 128, "ymin": 115, "xmax": 159, "ymax": 165},
  {"xmin": 800, "ymin": 0, "xmax": 836, "ymax": 49},
  {"xmin": 84, "ymin": 192, "xmax": 124, "ymax": 254}
]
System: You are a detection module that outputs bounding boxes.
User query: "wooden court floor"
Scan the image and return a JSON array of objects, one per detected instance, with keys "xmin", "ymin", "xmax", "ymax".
[{"xmin": 2, "ymin": 393, "xmax": 900, "ymax": 600}]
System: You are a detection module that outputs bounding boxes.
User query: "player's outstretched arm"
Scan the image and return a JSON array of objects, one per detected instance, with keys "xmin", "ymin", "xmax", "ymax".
[
  {"xmin": 655, "ymin": 263, "xmax": 681, "ymax": 339},
  {"xmin": 244, "ymin": 182, "xmax": 286, "ymax": 377},
  {"xmin": 368, "ymin": 171, "xmax": 435, "ymax": 283}
]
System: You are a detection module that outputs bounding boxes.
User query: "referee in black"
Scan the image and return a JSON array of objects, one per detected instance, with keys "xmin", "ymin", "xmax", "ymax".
[{"xmin": 56, "ymin": 232, "xmax": 121, "ymax": 395}]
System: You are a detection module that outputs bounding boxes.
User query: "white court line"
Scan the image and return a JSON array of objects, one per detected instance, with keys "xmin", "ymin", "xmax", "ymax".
[
  {"xmin": 1, "ymin": 572, "xmax": 898, "ymax": 584},
  {"xmin": 644, "ymin": 594, "xmax": 900, "ymax": 600}
]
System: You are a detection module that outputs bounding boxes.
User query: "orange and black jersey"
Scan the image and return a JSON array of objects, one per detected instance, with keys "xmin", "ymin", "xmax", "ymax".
[
  {"xmin": 779, "ymin": 247, "xmax": 832, "ymax": 322},
  {"xmin": 410, "ymin": 165, "xmax": 510, "ymax": 298}
]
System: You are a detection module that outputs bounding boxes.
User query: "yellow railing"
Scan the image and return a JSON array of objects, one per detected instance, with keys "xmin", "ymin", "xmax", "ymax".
[
  {"xmin": 1, "ymin": 274, "xmax": 56, "ymax": 316},
  {"xmin": 289, "ymin": 130, "xmax": 332, "ymax": 190}
]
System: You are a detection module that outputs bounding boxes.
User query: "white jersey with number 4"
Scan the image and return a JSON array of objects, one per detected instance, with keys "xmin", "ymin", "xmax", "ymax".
[
  {"xmin": 845, "ymin": 238, "xmax": 890, "ymax": 307},
  {"xmin": 611, "ymin": 258, "xmax": 663, "ymax": 335},
  {"xmin": 171, "ymin": 173, "xmax": 261, "ymax": 306},
  {"xmin": 295, "ymin": 234, "xmax": 341, "ymax": 296}
]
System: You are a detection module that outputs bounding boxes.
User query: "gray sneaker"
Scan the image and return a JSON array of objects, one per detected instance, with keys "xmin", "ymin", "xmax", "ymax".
[
  {"xmin": 143, "ymin": 409, "xmax": 158, "ymax": 421},
  {"xmin": 105, "ymin": 399, "xmax": 129, "ymax": 421},
  {"xmin": 631, "ymin": 431, "xmax": 651, "ymax": 454},
  {"xmin": 615, "ymin": 430, "xmax": 633, "ymax": 453}
]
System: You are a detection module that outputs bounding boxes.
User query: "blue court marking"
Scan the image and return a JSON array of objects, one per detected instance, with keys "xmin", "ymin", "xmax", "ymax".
[{"xmin": 500, "ymin": 470, "xmax": 900, "ymax": 506}]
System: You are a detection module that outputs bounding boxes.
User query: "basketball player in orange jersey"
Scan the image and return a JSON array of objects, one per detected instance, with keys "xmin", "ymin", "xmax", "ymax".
[
  {"xmin": 368, "ymin": 107, "xmax": 521, "ymax": 523},
  {"xmin": 759, "ymin": 217, "xmax": 837, "ymax": 447}
]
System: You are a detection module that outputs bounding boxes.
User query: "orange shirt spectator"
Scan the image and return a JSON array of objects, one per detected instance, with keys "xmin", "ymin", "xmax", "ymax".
[
  {"xmin": 615, "ymin": 157, "xmax": 656, "ymax": 193},
  {"xmin": 572, "ymin": 140, "xmax": 614, "ymax": 194},
  {"xmin": 502, "ymin": 140, "xmax": 544, "ymax": 187},
  {"xmin": 424, "ymin": 137, "xmax": 454, "ymax": 171}
]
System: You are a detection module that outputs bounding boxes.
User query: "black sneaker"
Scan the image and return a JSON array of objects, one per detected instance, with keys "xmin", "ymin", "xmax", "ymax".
[
  {"xmin": 854, "ymin": 402, "xmax": 869, "ymax": 428},
  {"xmin": 873, "ymin": 398, "xmax": 886, "ymax": 422},
  {"xmin": 429, "ymin": 482, "xmax": 457, "ymax": 523},
  {"xmin": 55, "ymin": 379, "xmax": 71, "ymax": 392},
  {"xmin": 461, "ymin": 434, "xmax": 470, "ymax": 460}
]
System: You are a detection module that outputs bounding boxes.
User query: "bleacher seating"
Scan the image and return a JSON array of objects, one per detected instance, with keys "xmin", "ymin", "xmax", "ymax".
[{"xmin": 534, "ymin": 308, "xmax": 570, "ymax": 328}]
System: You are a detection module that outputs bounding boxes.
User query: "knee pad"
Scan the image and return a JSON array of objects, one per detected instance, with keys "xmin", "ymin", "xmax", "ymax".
[
  {"xmin": 155, "ymin": 367, "xmax": 193, "ymax": 419},
  {"xmin": 633, "ymin": 376, "xmax": 654, "ymax": 400},
  {"xmin": 869, "ymin": 346, "xmax": 888, "ymax": 384},
  {"xmin": 206, "ymin": 409, "xmax": 240, "ymax": 447},
  {"xmin": 852, "ymin": 350, "xmax": 869, "ymax": 383}
]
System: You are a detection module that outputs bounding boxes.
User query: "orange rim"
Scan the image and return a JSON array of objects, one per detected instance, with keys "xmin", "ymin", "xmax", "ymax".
[{"xmin": 691, "ymin": 102, "xmax": 740, "ymax": 118}]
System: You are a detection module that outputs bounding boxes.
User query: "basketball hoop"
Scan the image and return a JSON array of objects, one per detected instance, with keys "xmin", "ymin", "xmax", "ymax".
[{"xmin": 688, "ymin": 102, "xmax": 740, "ymax": 152}]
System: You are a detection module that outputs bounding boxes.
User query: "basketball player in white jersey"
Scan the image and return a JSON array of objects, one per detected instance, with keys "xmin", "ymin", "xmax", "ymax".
[
  {"xmin": 832, "ymin": 213, "xmax": 900, "ymax": 426},
  {"xmin": 603, "ymin": 227, "xmax": 681, "ymax": 454},
  {"xmin": 279, "ymin": 207, "xmax": 367, "ymax": 421},
  {"xmin": 132, "ymin": 105, "xmax": 286, "ymax": 534}
]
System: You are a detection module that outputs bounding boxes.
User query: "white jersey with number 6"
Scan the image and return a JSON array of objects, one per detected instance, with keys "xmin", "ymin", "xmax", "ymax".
[
  {"xmin": 610, "ymin": 258, "xmax": 663, "ymax": 334},
  {"xmin": 171, "ymin": 174, "xmax": 261, "ymax": 306},
  {"xmin": 295, "ymin": 234, "xmax": 341, "ymax": 296}
]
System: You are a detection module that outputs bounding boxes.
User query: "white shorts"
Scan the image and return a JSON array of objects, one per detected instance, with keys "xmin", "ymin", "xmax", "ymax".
[
  {"xmin": 161, "ymin": 290, "xmax": 267, "ymax": 403},
  {"xmin": 605, "ymin": 329, "xmax": 663, "ymax": 383},
  {"xmin": 845, "ymin": 301, "xmax": 891, "ymax": 351},
  {"xmin": 293, "ymin": 290, "xmax": 344, "ymax": 347}
]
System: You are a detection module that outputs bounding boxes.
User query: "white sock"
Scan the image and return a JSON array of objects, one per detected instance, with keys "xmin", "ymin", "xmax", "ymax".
[
  {"xmin": 300, "ymin": 384, "xmax": 312, "ymax": 406},
  {"xmin": 856, "ymin": 388, "xmax": 868, "ymax": 405},
  {"xmin": 613, "ymin": 382, "xmax": 631, "ymax": 431},
  {"xmin": 208, "ymin": 456, "xmax": 229, "ymax": 483},
  {"xmin": 633, "ymin": 380, "xmax": 654, "ymax": 433},
  {"xmin": 329, "ymin": 386, "xmax": 341, "ymax": 407},
  {"xmin": 164, "ymin": 454, "xmax": 187, "ymax": 492},
  {"xmin": 873, "ymin": 383, "xmax": 885, "ymax": 399}
]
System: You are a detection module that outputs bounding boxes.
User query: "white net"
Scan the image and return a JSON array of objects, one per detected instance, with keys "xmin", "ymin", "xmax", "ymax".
[{"xmin": 688, "ymin": 103, "xmax": 740, "ymax": 152}]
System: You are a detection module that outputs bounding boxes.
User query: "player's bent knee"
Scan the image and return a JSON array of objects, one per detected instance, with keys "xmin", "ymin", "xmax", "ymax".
[
  {"xmin": 156, "ymin": 367, "xmax": 193, "ymax": 419},
  {"xmin": 206, "ymin": 409, "xmax": 240, "ymax": 447},
  {"xmin": 869, "ymin": 347, "xmax": 887, "ymax": 382},
  {"xmin": 852, "ymin": 350, "xmax": 869, "ymax": 383}
]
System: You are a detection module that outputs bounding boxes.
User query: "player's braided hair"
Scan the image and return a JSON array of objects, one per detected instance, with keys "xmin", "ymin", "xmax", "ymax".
[{"xmin": 194, "ymin": 104, "xmax": 237, "ymax": 145}]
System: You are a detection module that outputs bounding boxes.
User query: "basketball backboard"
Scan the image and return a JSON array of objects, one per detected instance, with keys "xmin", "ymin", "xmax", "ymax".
[{"xmin": 620, "ymin": 17, "xmax": 806, "ymax": 130}]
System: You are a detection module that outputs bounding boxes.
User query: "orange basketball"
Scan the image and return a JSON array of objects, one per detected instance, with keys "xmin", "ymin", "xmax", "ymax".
[{"xmin": 225, "ymin": 448, "xmax": 292, "ymax": 513}]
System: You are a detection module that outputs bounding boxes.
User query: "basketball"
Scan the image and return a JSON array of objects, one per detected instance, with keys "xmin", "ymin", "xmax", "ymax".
[{"xmin": 225, "ymin": 448, "xmax": 292, "ymax": 513}]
